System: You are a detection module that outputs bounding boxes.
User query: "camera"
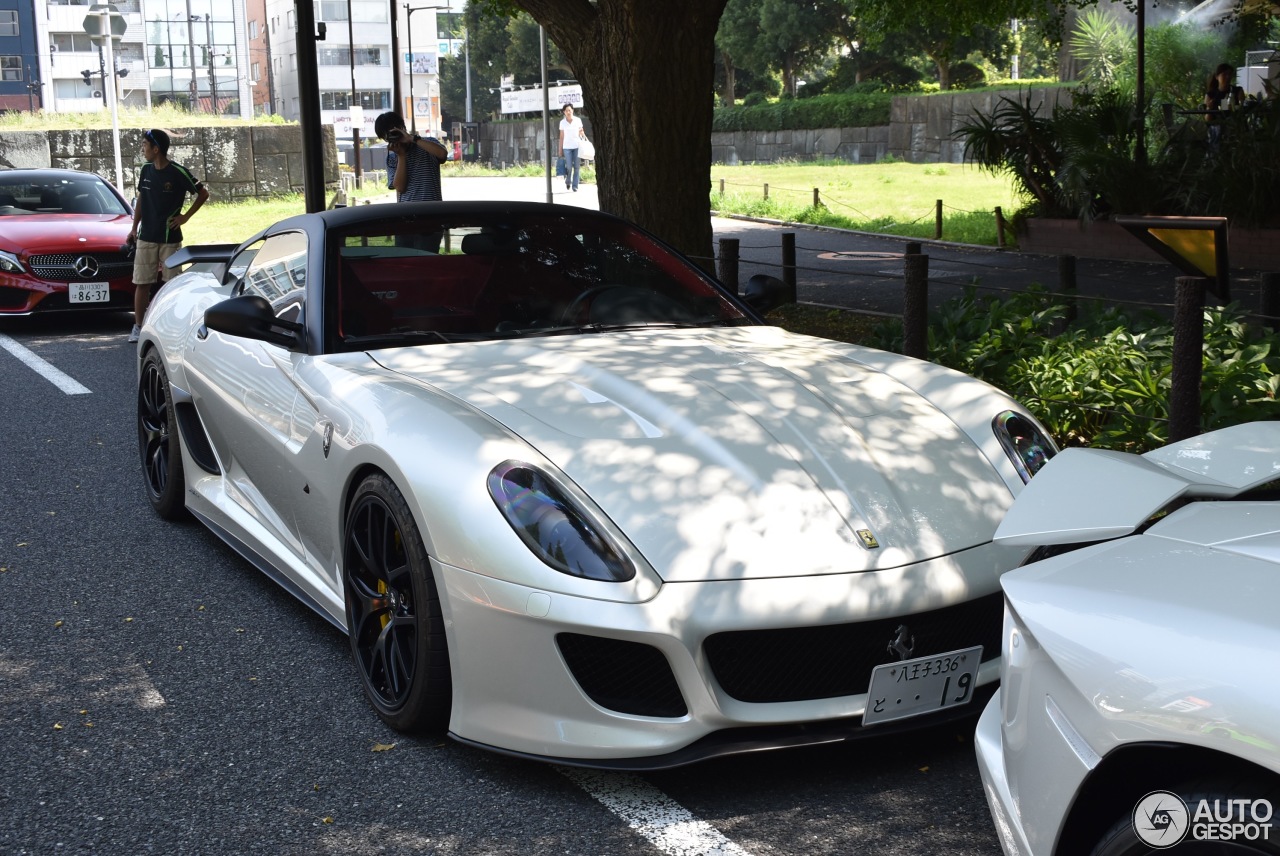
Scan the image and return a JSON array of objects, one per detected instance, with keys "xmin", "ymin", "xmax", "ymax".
[{"xmin": 386, "ymin": 129, "xmax": 408, "ymax": 143}]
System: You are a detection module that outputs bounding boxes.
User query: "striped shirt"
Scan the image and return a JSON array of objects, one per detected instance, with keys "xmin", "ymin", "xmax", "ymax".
[{"xmin": 386, "ymin": 138, "xmax": 443, "ymax": 202}]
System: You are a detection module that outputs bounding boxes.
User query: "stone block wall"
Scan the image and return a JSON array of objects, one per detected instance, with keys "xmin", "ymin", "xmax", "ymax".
[
  {"xmin": 479, "ymin": 119, "xmax": 594, "ymax": 167},
  {"xmin": 711, "ymin": 125, "xmax": 890, "ymax": 165},
  {"xmin": 0, "ymin": 125, "xmax": 339, "ymax": 200},
  {"xmin": 886, "ymin": 87, "xmax": 1072, "ymax": 164},
  {"xmin": 477, "ymin": 86, "xmax": 1072, "ymax": 167}
]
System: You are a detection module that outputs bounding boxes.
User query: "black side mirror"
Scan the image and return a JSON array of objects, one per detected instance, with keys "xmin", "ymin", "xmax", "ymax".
[
  {"xmin": 741, "ymin": 274, "xmax": 793, "ymax": 314},
  {"xmin": 205, "ymin": 295, "xmax": 305, "ymax": 350}
]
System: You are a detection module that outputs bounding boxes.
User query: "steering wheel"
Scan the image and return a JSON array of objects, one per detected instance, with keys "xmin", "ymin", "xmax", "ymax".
[{"xmin": 559, "ymin": 285, "xmax": 634, "ymax": 324}]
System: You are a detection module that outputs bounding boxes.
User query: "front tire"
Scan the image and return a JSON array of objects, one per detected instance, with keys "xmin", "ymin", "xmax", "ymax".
[
  {"xmin": 137, "ymin": 351, "xmax": 187, "ymax": 520},
  {"xmin": 343, "ymin": 473, "xmax": 451, "ymax": 733}
]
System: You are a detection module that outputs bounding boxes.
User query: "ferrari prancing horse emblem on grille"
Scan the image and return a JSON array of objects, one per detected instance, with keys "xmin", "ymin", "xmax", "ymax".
[
  {"xmin": 887, "ymin": 624, "xmax": 915, "ymax": 661},
  {"xmin": 856, "ymin": 528, "xmax": 879, "ymax": 549}
]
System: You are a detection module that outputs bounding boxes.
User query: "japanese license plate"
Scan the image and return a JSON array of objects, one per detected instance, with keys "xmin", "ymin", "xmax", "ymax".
[
  {"xmin": 863, "ymin": 645, "xmax": 983, "ymax": 726},
  {"xmin": 69, "ymin": 282, "xmax": 110, "ymax": 303}
]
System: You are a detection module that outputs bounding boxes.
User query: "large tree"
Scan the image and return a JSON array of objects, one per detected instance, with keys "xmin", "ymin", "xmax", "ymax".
[
  {"xmin": 478, "ymin": 0, "xmax": 730, "ymax": 263},
  {"xmin": 852, "ymin": 0, "xmax": 1037, "ymax": 89}
]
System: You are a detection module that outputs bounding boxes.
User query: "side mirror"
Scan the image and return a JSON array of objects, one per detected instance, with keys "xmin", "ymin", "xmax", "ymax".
[
  {"xmin": 741, "ymin": 274, "xmax": 793, "ymax": 314},
  {"xmin": 205, "ymin": 295, "xmax": 305, "ymax": 350}
]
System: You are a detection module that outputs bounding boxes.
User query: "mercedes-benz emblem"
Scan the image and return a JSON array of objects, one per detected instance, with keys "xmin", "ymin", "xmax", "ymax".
[{"xmin": 73, "ymin": 256, "xmax": 100, "ymax": 279}]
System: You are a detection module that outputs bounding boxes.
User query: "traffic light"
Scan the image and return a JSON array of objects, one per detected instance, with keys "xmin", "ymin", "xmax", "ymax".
[{"xmin": 81, "ymin": 69, "xmax": 92, "ymax": 85}]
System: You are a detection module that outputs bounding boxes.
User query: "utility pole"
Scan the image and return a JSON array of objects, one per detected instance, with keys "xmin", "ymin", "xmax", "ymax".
[
  {"xmin": 185, "ymin": 0, "xmax": 198, "ymax": 110},
  {"xmin": 205, "ymin": 15, "xmax": 216, "ymax": 113},
  {"xmin": 346, "ymin": 0, "xmax": 361, "ymax": 185}
]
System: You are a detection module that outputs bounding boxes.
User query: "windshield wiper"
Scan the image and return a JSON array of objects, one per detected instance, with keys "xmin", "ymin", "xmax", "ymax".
[
  {"xmin": 574, "ymin": 321, "xmax": 709, "ymax": 333},
  {"xmin": 344, "ymin": 329, "xmax": 453, "ymax": 346}
]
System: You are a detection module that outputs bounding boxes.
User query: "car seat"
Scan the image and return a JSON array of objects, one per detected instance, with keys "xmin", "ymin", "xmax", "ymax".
[{"xmin": 62, "ymin": 194, "xmax": 102, "ymax": 214}]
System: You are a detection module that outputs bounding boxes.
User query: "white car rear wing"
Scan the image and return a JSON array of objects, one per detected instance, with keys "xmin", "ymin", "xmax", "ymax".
[{"xmin": 994, "ymin": 421, "xmax": 1280, "ymax": 547}]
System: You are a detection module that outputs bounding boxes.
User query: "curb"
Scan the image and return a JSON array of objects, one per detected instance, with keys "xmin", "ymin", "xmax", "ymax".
[{"xmin": 710, "ymin": 211, "xmax": 1014, "ymax": 254}]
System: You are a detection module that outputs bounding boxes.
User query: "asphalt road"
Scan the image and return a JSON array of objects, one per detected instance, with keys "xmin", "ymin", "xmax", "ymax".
[{"xmin": 0, "ymin": 320, "xmax": 1005, "ymax": 854}]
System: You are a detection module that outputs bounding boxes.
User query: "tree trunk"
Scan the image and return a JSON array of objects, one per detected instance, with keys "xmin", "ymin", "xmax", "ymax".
[
  {"xmin": 1057, "ymin": 5, "xmax": 1082, "ymax": 82},
  {"xmin": 518, "ymin": 0, "xmax": 728, "ymax": 264},
  {"xmin": 721, "ymin": 49, "xmax": 736, "ymax": 107}
]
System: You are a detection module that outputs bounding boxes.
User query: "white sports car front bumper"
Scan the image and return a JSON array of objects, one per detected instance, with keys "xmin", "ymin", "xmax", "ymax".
[{"xmin": 434, "ymin": 541, "xmax": 1014, "ymax": 767}]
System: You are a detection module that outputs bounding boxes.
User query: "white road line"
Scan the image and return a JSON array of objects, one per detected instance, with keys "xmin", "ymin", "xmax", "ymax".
[
  {"xmin": 0, "ymin": 333, "xmax": 91, "ymax": 395},
  {"xmin": 561, "ymin": 768, "xmax": 755, "ymax": 856}
]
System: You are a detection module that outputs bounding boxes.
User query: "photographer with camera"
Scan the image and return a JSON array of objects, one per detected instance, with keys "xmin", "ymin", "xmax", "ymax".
[
  {"xmin": 375, "ymin": 110, "xmax": 447, "ymax": 204},
  {"xmin": 375, "ymin": 111, "xmax": 448, "ymax": 252}
]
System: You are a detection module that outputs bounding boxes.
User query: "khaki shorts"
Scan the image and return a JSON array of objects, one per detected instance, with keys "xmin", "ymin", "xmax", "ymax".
[{"xmin": 133, "ymin": 239, "xmax": 182, "ymax": 286}]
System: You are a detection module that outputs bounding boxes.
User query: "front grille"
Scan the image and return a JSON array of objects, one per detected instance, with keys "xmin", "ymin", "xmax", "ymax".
[
  {"xmin": 29, "ymin": 252, "xmax": 134, "ymax": 283},
  {"xmin": 557, "ymin": 633, "xmax": 688, "ymax": 718},
  {"xmin": 704, "ymin": 592, "xmax": 1003, "ymax": 703}
]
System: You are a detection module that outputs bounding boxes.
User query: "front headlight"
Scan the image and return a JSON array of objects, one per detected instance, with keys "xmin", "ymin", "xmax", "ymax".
[
  {"xmin": 993, "ymin": 410, "xmax": 1057, "ymax": 484},
  {"xmin": 487, "ymin": 461, "xmax": 636, "ymax": 582},
  {"xmin": 0, "ymin": 250, "xmax": 26, "ymax": 275}
]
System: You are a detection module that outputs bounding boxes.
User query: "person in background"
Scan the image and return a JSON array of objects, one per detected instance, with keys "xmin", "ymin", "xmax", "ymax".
[
  {"xmin": 1204, "ymin": 63, "xmax": 1246, "ymax": 152},
  {"xmin": 375, "ymin": 110, "xmax": 447, "ymax": 203},
  {"xmin": 1205, "ymin": 63, "xmax": 1245, "ymax": 112},
  {"xmin": 558, "ymin": 103, "xmax": 585, "ymax": 192},
  {"xmin": 127, "ymin": 128, "xmax": 208, "ymax": 344},
  {"xmin": 375, "ymin": 110, "xmax": 448, "ymax": 252}
]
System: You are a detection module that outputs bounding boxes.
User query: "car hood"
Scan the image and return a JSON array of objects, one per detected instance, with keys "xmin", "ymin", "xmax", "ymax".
[
  {"xmin": 373, "ymin": 327, "xmax": 1015, "ymax": 582},
  {"xmin": 0, "ymin": 215, "xmax": 132, "ymax": 255}
]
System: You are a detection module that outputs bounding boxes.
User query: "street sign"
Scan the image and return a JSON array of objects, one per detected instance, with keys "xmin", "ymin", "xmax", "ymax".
[
  {"xmin": 500, "ymin": 84, "xmax": 583, "ymax": 114},
  {"xmin": 82, "ymin": 3, "xmax": 127, "ymax": 40}
]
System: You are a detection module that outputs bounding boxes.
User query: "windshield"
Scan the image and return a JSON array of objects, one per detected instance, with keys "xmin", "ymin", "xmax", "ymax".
[
  {"xmin": 0, "ymin": 175, "xmax": 129, "ymax": 216},
  {"xmin": 333, "ymin": 213, "xmax": 752, "ymax": 348}
]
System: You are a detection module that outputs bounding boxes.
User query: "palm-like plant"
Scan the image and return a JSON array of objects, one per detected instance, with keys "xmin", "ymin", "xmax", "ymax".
[
  {"xmin": 1068, "ymin": 9, "xmax": 1133, "ymax": 91},
  {"xmin": 956, "ymin": 97, "xmax": 1065, "ymax": 216}
]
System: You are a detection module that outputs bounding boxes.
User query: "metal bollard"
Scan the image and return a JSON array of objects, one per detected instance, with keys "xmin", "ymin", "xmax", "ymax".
[
  {"xmin": 903, "ymin": 244, "xmax": 929, "ymax": 360},
  {"xmin": 1262, "ymin": 272, "xmax": 1280, "ymax": 333},
  {"xmin": 935, "ymin": 200, "xmax": 943, "ymax": 240},
  {"xmin": 781, "ymin": 232, "xmax": 797, "ymax": 304},
  {"xmin": 1059, "ymin": 254, "xmax": 1078, "ymax": 326},
  {"xmin": 994, "ymin": 206, "xmax": 1007, "ymax": 249},
  {"xmin": 1169, "ymin": 276, "xmax": 1207, "ymax": 443},
  {"xmin": 718, "ymin": 238, "xmax": 740, "ymax": 296}
]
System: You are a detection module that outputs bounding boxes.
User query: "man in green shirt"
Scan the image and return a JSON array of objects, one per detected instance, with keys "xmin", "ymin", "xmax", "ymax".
[{"xmin": 127, "ymin": 128, "xmax": 209, "ymax": 343}]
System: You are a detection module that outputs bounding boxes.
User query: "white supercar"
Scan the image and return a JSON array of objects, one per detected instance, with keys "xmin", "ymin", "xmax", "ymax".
[
  {"xmin": 137, "ymin": 201, "xmax": 1055, "ymax": 768},
  {"xmin": 976, "ymin": 421, "xmax": 1280, "ymax": 855}
]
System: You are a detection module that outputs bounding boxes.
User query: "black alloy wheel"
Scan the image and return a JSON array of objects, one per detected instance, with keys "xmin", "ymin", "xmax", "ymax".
[
  {"xmin": 343, "ymin": 473, "xmax": 451, "ymax": 733},
  {"xmin": 137, "ymin": 351, "xmax": 187, "ymax": 520}
]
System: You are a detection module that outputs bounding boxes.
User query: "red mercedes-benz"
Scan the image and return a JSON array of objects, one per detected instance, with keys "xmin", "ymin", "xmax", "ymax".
[{"xmin": 0, "ymin": 168, "xmax": 136, "ymax": 315}]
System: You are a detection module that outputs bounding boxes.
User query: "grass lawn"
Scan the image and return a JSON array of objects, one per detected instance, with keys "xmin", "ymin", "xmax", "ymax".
[
  {"xmin": 182, "ymin": 159, "xmax": 1023, "ymax": 247},
  {"xmin": 711, "ymin": 160, "xmax": 1024, "ymax": 245}
]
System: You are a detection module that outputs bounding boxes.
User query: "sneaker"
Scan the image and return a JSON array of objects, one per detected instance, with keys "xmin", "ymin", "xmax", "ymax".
[{"xmin": 128, "ymin": 324, "xmax": 140, "ymax": 343}]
